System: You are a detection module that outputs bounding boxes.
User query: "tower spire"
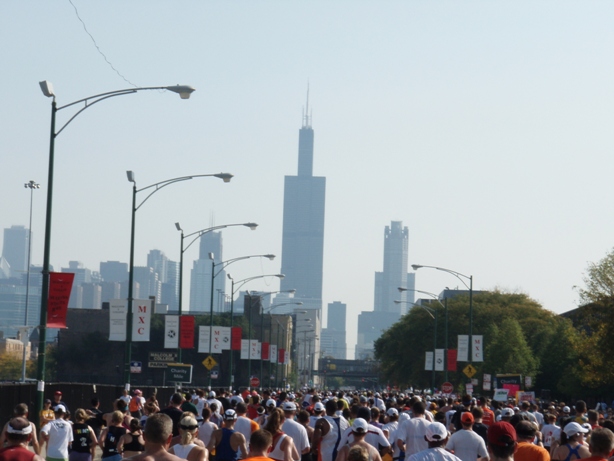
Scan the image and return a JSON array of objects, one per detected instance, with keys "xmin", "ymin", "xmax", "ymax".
[{"xmin": 302, "ymin": 83, "xmax": 311, "ymax": 128}]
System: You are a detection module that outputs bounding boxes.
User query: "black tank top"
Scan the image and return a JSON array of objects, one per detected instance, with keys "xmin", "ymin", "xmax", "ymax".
[
  {"xmin": 123, "ymin": 432, "xmax": 145, "ymax": 452},
  {"xmin": 102, "ymin": 426, "xmax": 127, "ymax": 458},
  {"xmin": 72, "ymin": 423, "xmax": 93, "ymax": 453}
]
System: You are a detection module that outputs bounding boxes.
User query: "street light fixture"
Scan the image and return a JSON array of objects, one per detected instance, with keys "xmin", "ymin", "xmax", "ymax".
[
  {"xmin": 124, "ymin": 172, "xmax": 232, "ymax": 384},
  {"xmin": 411, "ymin": 264, "xmax": 473, "ymax": 364},
  {"xmin": 37, "ymin": 81, "xmax": 195, "ymax": 420},
  {"xmin": 20, "ymin": 180, "xmax": 40, "ymax": 382},
  {"xmin": 174, "ymin": 223, "xmax": 259, "ymax": 361}
]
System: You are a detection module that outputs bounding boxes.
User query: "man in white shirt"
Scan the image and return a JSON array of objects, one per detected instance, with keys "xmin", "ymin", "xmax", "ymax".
[
  {"xmin": 207, "ymin": 391, "xmax": 223, "ymax": 418},
  {"xmin": 397, "ymin": 401, "xmax": 431, "ymax": 457},
  {"xmin": 446, "ymin": 412, "xmax": 488, "ymax": 461},
  {"xmin": 282, "ymin": 402, "xmax": 311, "ymax": 457},
  {"xmin": 339, "ymin": 407, "xmax": 390, "ymax": 453},
  {"xmin": 40, "ymin": 405, "xmax": 73, "ymax": 461},
  {"xmin": 374, "ymin": 393, "xmax": 387, "ymax": 412},
  {"xmin": 408, "ymin": 422, "xmax": 461, "ymax": 461}
]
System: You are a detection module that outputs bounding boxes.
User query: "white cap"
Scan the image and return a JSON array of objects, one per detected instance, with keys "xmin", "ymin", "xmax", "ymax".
[
  {"xmin": 387, "ymin": 408, "xmax": 399, "ymax": 416},
  {"xmin": 501, "ymin": 408, "xmax": 514, "ymax": 418},
  {"xmin": 562, "ymin": 406, "xmax": 571, "ymax": 413},
  {"xmin": 266, "ymin": 399, "xmax": 277, "ymax": 407},
  {"xmin": 352, "ymin": 418, "xmax": 368, "ymax": 434},
  {"xmin": 399, "ymin": 412, "xmax": 410, "ymax": 422},
  {"xmin": 564, "ymin": 422, "xmax": 589, "ymax": 437},
  {"xmin": 282, "ymin": 401, "xmax": 297, "ymax": 411},
  {"xmin": 53, "ymin": 404, "xmax": 66, "ymax": 413},
  {"xmin": 314, "ymin": 402, "xmax": 325, "ymax": 412},
  {"xmin": 209, "ymin": 391, "xmax": 216, "ymax": 398},
  {"xmin": 425, "ymin": 422, "xmax": 448, "ymax": 441}
]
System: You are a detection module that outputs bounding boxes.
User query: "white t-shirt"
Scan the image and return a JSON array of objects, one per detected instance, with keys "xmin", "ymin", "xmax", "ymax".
[
  {"xmin": 446, "ymin": 429, "xmax": 487, "ymax": 461},
  {"xmin": 541, "ymin": 423, "xmax": 561, "ymax": 448},
  {"xmin": 283, "ymin": 418, "xmax": 310, "ymax": 454},
  {"xmin": 339, "ymin": 423, "xmax": 390, "ymax": 450},
  {"xmin": 409, "ymin": 447, "xmax": 463, "ymax": 461},
  {"xmin": 197, "ymin": 421, "xmax": 218, "ymax": 447},
  {"xmin": 41, "ymin": 419, "xmax": 73, "ymax": 459},
  {"xmin": 397, "ymin": 417, "xmax": 430, "ymax": 456}
]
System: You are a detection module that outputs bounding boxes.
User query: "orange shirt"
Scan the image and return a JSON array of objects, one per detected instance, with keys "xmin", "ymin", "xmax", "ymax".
[
  {"xmin": 515, "ymin": 441, "xmax": 550, "ymax": 461},
  {"xmin": 481, "ymin": 407, "xmax": 495, "ymax": 427}
]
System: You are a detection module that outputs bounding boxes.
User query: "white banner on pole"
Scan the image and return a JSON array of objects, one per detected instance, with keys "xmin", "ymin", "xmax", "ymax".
[
  {"xmin": 284, "ymin": 350, "xmax": 289, "ymax": 364},
  {"xmin": 434, "ymin": 349, "xmax": 445, "ymax": 371},
  {"xmin": 250, "ymin": 340, "xmax": 261, "ymax": 360},
  {"xmin": 109, "ymin": 299, "xmax": 127, "ymax": 341},
  {"xmin": 198, "ymin": 326, "xmax": 211, "ymax": 353},
  {"xmin": 472, "ymin": 335, "xmax": 484, "ymax": 362},
  {"xmin": 457, "ymin": 335, "xmax": 469, "ymax": 362},
  {"xmin": 132, "ymin": 299, "xmax": 152, "ymax": 342},
  {"xmin": 164, "ymin": 315, "xmax": 179, "ymax": 349},
  {"xmin": 425, "ymin": 351, "xmax": 433, "ymax": 371},
  {"xmin": 240, "ymin": 339, "xmax": 249, "ymax": 359},
  {"xmin": 212, "ymin": 327, "xmax": 231, "ymax": 352},
  {"xmin": 270, "ymin": 345, "xmax": 278, "ymax": 363}
]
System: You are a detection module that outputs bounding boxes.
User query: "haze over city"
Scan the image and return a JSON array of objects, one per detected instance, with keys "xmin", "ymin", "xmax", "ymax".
[{"xmin": 2, "ymin": 2, "xmax": 614, "ymax": 358}]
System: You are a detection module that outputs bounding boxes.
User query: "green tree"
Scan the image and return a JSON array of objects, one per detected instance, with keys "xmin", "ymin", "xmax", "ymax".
[
  {"xmin": 483, "ymin": 318, "xmax": 538, "ymax": 376},
  {"xmin": 578, "ymin": 248, "xmax": 614, "ymax": 303}
]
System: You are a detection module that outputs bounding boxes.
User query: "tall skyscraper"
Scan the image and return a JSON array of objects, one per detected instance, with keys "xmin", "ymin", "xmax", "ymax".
[
  {"xmin": 321, "ymin": 301, "xmax": 347, "ymax": 360},
  {"xmin": 356, "ymin": 221, "xmax": 415, "ymax": 359},
  {"xmin": 2, "ymin": 225, "xmax": 29, "ymax": 277},
  {"xmin": 189, "ymin": 231, "xmax": 226, "ymax": 312},
  {"xmin": 147, "ymin": 250, "xmax": 179, "ymax": 311},
  {"xmin": 374, "ymin": 221, "xmax": 414, "ymax": 315},
  {"xmin": 278, "ymin": 95, "xmax": 326, "ymax": 313},
  {"xmin": 100, "ymin": 261, "xmax": 128, "ymax": 283},
  {"xmin": 61, "ymin": 261, "xmax": 92, "ymax": 309}
]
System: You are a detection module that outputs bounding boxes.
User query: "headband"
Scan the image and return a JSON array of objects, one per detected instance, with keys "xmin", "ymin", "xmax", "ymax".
[{"xmin": 7, "ymin": 423, "xmax": 32, "ymax": 435}]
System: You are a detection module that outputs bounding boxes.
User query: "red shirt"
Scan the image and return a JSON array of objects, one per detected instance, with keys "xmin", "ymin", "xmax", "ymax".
[
  {"xmin": 0, "ymin": 445, "xmax": 36, "ymax": 461},
  {"xmin": 481, "ymin": 407, "xmax": 495, "ymax": 426}
]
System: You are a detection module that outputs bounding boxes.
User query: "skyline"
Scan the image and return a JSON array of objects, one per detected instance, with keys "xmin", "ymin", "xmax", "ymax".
[{"xmin": 3, "ymin": 2, "xmax": 614, "ymax": 358}]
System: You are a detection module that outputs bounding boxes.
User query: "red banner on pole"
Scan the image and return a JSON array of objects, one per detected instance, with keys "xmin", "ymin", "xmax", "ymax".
[
  {"xmin": 278, "ymin": 348, "xmax": 285, "ymax": 364},
  {"xmin": 261, "ymin": 342, "xmax": 270, "ymax": 360},
  {"xmin": 447, "ymin": 349, "xmax": 457, "ymax": 371},
  {"xmin": 47, "ymin": 272, "xmax": 74, "ymax": 328},
  {"xmin": 231, "ymin": 327, "xmax": 242, "ymax": 350},
  {"xmin": 180, "ymin": 316, "xmax": 195, "ymax": 349}
]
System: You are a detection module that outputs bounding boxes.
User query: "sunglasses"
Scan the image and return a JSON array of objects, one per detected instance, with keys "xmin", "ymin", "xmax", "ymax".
[{"xmin": 180, "ymin": 424, "xmax": 198, "ymax": 431}]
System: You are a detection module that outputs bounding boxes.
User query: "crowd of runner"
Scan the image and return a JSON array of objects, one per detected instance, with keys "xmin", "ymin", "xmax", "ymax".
[{"xmin": 1, "ymin": 388, "xmax": 613, "ymax": 461}]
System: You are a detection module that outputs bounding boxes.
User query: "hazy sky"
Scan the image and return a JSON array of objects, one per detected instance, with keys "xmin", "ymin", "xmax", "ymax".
[{"xmin": 2, "ymin": 1, "xmax": 614, "ymax": 359}]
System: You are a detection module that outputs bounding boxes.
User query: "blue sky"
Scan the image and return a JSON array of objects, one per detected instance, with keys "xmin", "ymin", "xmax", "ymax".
[{"xmin": 2, "ymin": 1, "xmax": 614, "ymax": 358}]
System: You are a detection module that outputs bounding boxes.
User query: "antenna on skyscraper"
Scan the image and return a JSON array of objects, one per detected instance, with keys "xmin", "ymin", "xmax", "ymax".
[{"xmin": 303, "ymin": 82, "xmax": 311, "ymax": 128}]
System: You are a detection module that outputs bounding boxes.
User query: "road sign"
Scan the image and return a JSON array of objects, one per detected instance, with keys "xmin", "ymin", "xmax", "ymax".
[
  {"xmin": 202, "ymin": 356, "xmax": 217, "ymax": 370},
  {"xmin": 441, "ymin": 382, "xmax": 454, "ymax": 394},
  {"xmin": 164, "ymin": 363, "xmax": 193, "ymax": 383},
  {"xmin": 149, "ymin": 352, "xmax": 177, "ymax": 362},
  {"xmin": 130, "ymin": 361, "xmax": 142, "ymax": 373},
  {"xmin": 463, "ymin": 364, "xmax": 477, "ymax": 378},
  {"xmin": 250, "ymin": 376, "xmax": 260, "ymax": 387}
]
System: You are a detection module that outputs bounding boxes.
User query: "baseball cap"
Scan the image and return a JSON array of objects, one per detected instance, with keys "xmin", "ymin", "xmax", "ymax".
[
  {"xmin": 387, "ymin": 408, "xmax": 399, "ymax": 416},
  {"xmin": 134, "ymin": 389, "xmax": 142, "ymax": 395},
  {"xmin": 54, "ymin": 391, "xmax": 62, "ymax": 396},
  {"xmin": 563, "ymin": 422, "xmax": 588, "ymax": 437},
  {"xmin": 209, "ymin": 391, "xmax": 216, "ymax": 398},
  {"xmin": 461, "ymin": 412, "xmax": 474, "ymax": 424},
  {"xmin": 488, "ymin": 422, "xmax": 517, "ymax": 447},
  {"xmin": 282, "ymin": 402, "xmax": 297, "ymax": 411},
  {"xmin": 359, "ymin": 395, "xmax": 368, "ymax": 403},
  {"xmin": 562, "ymin": 406, "xmax": 571, "ymax": 413},
  {"xmin": 501, "ymin": 408, "xmax": 514, "ymax": 418},
  {"xmin": 44, "ymin": 399, "xmax": 52, "ymax": 404},
  {"xmin": 314, "ymin": 402, "xmax": 325, "ymax": 412},
  {"xmin": 352, "ymin": 418, "xmax": 368, "ymax": 434},
  {"xmin": 257, "ymin": 406, "xmax": 266, "ymax": 415},
  {"xmin": 425, "ymin": 422, "xmax": 448, "ymax": 442},
  {"xmin": 223, "ymin": 409, "xmax": 237, "ymax": 420},
  {"xmin": 399, "ymin": 413, "xmax": 410, "ymax": 422},
  {"xmin": 266, "ymin": 399, "xmax": 277, "ymax": 408},
  {"xmin": 53, "ymin": 404, "xmax": 66, "ymax": 413}
]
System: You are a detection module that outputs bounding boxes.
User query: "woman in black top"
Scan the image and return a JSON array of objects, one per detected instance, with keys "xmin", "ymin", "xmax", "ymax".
[
  {"xmin": 99, "ymin": 411, "xmax": 127, "ymax": 461},
  {"xmin": 117, "ymin": 419, "xmax": 145, "ymax": 457},
  {"xmin": 70, "ymin": 409, "xmax": 98, "ymax": 461}
]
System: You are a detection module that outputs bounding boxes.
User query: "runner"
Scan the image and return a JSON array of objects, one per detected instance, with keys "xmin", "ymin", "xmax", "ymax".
[
  {"xmin": 40, "ymin": 405, "xmax": 73, "ymax": 461},
  {"xmin": 336, "ymin": 419, "xmax": 382, "ymax": 461},
  {"xmin": 0, "ymin": 417, "xmax": 44, "ymax": 461},
  {"xmin": 207, "ymin": 410, "xmax": 247, "ymax": 461},
  {"xmin": 117, "ymin": 419, "xmax": 145, "ymax": 458},
  {"xmin": 263, "ymin": 408, "xmax": 299, "ymax": 461},
  {"xmin": 123, "ymin": 413, "xmax": 184, "ymax": 461},
  {"xmin": 445, "ymin": 412, "xmax": 488, "ymax": 461},
  {"xmin": 312, "ymin": 400, "xmax": 349, "ymax": 461},
  {"xmin": 69, "ymin": 408, "xmax": 98, "ymax": 461},
  {"xmin": 407, "ymin": 422, "xmax": 460, "ymax": 461},
  {"xmin": 98, "ymin": 411, "xmax": 127, "ymax": 461},
  {"xmin": 168, "ymin": 415, "xmax": 207, "ymax": 461}
]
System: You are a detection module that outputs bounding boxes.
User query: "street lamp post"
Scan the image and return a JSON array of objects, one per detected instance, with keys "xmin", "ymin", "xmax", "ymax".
[
  {"xmin": 398, "ymin": 287, "xmax": 449, "ymax": 381},
  {"xmin": 21, "ymin": 180, "xmax": 40, "ymax": 382},
  {"xmin": 125, "ymin": 172, "xmax": 232, "ymax": 385},
  {"xmin": 205, "ymin": 255, "xmax": 275, "ymax": 388},
  {"xmin": 395, "ymin": 299, "xmax": 437, "ymax": 391},
  {"xmin": 411, "ymin": 264, "xmax": 473, "ymax": 364},
  {"xmin": 37, "ymin": 81, "xmax": 195, "ymax": 419},
  {"xmin": 227, "ymin": 276, "xmax": 285, "ymax": 388},
  {"xmin": 260, "ymin": 302, "xmax": 302, "ymax": 385},
  {"xmin": 174, "ymin": 223, "xmax": 259, "ymax": 362}
]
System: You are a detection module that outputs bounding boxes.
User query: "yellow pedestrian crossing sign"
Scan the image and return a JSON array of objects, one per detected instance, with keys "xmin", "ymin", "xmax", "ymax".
[
  {"xmin": 463, "ymin": 364, "xmax": 477, "ymax": 378},
  {"xmin": 202, "ymin": 356, "xmax": 217, "ymax": 370}
]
